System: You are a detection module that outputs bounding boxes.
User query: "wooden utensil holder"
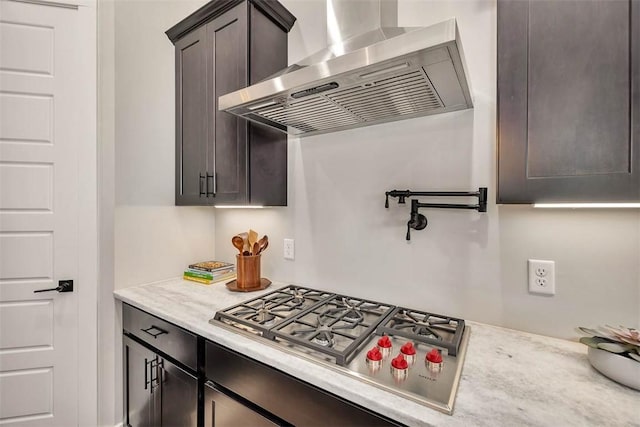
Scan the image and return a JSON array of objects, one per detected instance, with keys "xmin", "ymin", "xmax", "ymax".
[{"xmin": 236, "ymin": 254, "xmax": 261, "ymax": 289}]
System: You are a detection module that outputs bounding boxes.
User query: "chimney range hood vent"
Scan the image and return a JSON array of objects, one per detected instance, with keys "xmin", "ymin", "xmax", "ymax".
[{"xmin": 218, "ymin": 6, "xmax": 473, "ymax": 137}]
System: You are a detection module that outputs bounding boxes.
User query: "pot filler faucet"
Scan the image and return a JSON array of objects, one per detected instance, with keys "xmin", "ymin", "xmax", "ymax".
[{"xmin": 385, "ymin": 187, "xmax": 488, "ymax": 240}]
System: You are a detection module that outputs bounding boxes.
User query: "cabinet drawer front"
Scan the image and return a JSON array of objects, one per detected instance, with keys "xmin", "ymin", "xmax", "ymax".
[
  {"xmin": 205, "ymin": 341, "xmax": 397, "ymax": 426},
  {"xmin": 204, "ymin": 382, "xmax": 277, "ymax": 427},
  {"xmin": 123, "ymin": 304, "xmax": 197, "ymax": 370}
]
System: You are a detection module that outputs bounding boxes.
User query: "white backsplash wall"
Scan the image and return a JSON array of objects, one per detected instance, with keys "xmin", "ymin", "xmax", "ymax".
[
  {"xmin": 215, "ymin": 0, "xmax": 640, "ymax": 338},
  {"xmin": 112, "ymin": 0, "xmax": 215, "ymax": 289}
]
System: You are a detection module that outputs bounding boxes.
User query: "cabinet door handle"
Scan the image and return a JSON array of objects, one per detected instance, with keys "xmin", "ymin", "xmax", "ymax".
[
  {"xmin": 141, "ymin": 325, "xmax": 168, "ymax": 338},
  {"xmin": 145, "ymin": 356, "xmax": 161, "ymax": 393},
  {"xmin": 199, "ymin": 173, "xmax": 206, "ymax": 196},
  {"xmin": 144, "ymin": 357, "xmax": 150, "ymax": 390},
  {"xmin": 151, "ymin": 358, "xmax": 162, "ymax": 393},
  {"xmin": 207, "ymin": 173, "xmax": 215, "ymax": 197}
]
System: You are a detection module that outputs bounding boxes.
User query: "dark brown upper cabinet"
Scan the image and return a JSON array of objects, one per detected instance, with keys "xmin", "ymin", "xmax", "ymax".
[
  {"xmin": 167, "ymin": 0, "xmax": 295, "ymax": 206},
  {"xmin": 497, "ymin": 0, "xmax": 639, "ymax": 203}
]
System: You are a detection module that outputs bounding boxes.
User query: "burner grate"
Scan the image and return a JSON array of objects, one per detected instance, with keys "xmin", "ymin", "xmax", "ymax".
[
  {"xmin": 269, "ymin": 295, "xmax": 395, "ymax": 366},
  {"xmin": 376, "ymin": 308, "xmax": 465, "ymax": 356},
  {"xmin": 212, "ymin": 285, "xmax": 333, "ymax": 337}
]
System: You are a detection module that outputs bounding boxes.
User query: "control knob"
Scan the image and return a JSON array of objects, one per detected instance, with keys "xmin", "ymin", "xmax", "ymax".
[
  {"xmin": 400, "ymin": 341, "xmax": 416, "ymax": 365},
  {"xmin": 390, "ymin": 354, "xmax": 409, "ymax": 381},
  {"xmin": 377, "ymin": 335, "xmax": 392, "ymax": 358},
  {"xmin": 366, "ymin": 347, "xmax": 383, "ymax": 372},
  {"xmin": 426, "ymin": 348, "xmax": 443, "ymax": 371}
]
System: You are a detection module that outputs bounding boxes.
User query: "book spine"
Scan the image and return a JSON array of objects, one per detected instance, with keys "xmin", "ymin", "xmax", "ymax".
[
  {"xmin": 183, "ymin": 275, "xmax": 213, "ymax": 285},
  {"xmin": 183, "ymin": 273, "xmax": 236, "ymax": 285},
  {"xmin": 188, "ymin": 264, "xmax": 233, "ymax": 273},
  {"xmin": 184, "ymin": 268, "xmax": 234, "ymax": 279}
]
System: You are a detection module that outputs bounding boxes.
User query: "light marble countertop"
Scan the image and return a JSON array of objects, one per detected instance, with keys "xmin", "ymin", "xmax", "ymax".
[{"xmin": 114, "ymin": 278, "xmax": 640, "ymax": 427}]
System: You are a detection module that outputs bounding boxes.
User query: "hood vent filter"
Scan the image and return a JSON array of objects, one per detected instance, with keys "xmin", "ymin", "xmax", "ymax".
[{"xmin": 248, "ymin": 67, "xmax": 444, "ymax": 135}]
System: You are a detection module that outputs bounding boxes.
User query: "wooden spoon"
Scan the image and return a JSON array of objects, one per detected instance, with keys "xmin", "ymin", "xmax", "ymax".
[
  {"xmin": 237, "ymin": 232, "xmax": 249, "ymax": 253},
  {"xmin": 248, "ymin": 229, "xmax": 258, "ymax": 250},
  {"xmin": 231, "ymin": 235, "xmax": 244, "ymax": 255},
  {"xmin": 257, "ymin": 235, "xmax": 269, "ymax": 254},
  {"xmin": 253, "ymin": 242, "xmax": 260, "ymax": 256}
]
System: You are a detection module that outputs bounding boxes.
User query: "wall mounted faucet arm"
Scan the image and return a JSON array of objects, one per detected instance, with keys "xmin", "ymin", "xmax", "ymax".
[{"xmin": 385, "ymin": 187, "xmax": 488, "ymax": 240}]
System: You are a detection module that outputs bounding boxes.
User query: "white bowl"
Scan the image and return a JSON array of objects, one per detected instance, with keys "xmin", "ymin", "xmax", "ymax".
[{"xmin": 587, "ymin": 347, "xmax": 640, "ymax": 391}]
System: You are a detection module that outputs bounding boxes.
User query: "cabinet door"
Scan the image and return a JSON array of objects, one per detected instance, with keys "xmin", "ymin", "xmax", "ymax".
[
  {"xmin": 159, "ymin": 358, "xmax": 198, "ymax": 427},
  {"xmin": 124, "ymin": 337, "xmax": 160, "ymax": 427},
  {"xmin": 204, "ymin": 382, "xmax": 277, "ymax": 427},
  {"xmin": 497, "ymin": 0, "xmax": 640, "ymax": 203},
  {"xmin": 208, "ymin": 3, "xmax": 248, "ymax": 204},
  {"xmin": 175, "ymin": 25, "xmax": 209, "ymax": 205}
]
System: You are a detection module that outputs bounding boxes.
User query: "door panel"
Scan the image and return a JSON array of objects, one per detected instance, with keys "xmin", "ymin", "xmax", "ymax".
[
  {"xmin": 159, "ymin": 358, "xmax": 197, "ymax": 427},
  {"xmin": 0, "ymin": 368, "xmax": 53, "ymax": 420},
  {"xmin": 204, "ymin": 382, "xmax": 276, "ymax": 427},
  {"xmin": 124, "ymin": 337, "xmax": 158, "ymax": 427},
  {"xmin": 0, "ymin": 300, "xmax": 53, "ymax": 349},
  {"xmin": 0, "ymin": 1, "xmax": 82, "ymax": 425},
  {"xmin": 0, "ymin": 232, "xmax": 53, "ymax": 279},
  {"xmin": 0, "ymin": 21, "xmax": 53, "ymax": 75},
  {"xmin": 175, "ymin": 25, "xmax": 208, "ymax": 205},
  {"xmin": 497, "ymin": 0, "xmax": 640, "ymax": 203},
  {"xmin": 0, "ymin": 92, "xmax": 52, "ymax": 142},
  {"xmin": 0, "ymin": 162, "xmax": 53, "ymax": 210},
  {"xmin": 209, "ymin": 4, "xmax": 247, "ymax": 204}
]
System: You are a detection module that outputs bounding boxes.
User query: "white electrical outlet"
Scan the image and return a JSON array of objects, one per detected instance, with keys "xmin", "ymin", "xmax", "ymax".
[
  {"xmin": 528, "ymin": 259, "xmax": 555, "ymax": 295},
  {"xmin": 284, "ymin": 238, "xmax": 295, "ymax": 260}
]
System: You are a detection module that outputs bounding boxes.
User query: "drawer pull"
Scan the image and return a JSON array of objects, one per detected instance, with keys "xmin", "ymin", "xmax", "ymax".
[{"xmin": 141, "ymin": 325, "xmax": 168, "ymax": 338}]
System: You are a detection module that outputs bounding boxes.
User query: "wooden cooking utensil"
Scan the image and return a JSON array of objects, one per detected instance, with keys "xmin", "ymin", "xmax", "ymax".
[
  {"xmin": 237, "ymin": 232, "xmax": 249, "ymax": 253},
  {"xmin": 253, "ymin": 242, "xmax": 260, "ymax": 256},
  {"xmin": 257, "ymin": 235, "xmax": 268, "ymax": 255},
  {"xmin": 259, "ymin": 239, "xmax": 268, "ymax": 254},
  {"xmin": 248, "ymin": 229, "xmax": 258, "ymax": 250},
  {"xmin": 232, "ymin": 236, "xmax": 244, "ymax": 254}
]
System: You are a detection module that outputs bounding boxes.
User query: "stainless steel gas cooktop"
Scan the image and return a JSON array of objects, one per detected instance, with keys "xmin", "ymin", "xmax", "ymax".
[{"xmin": 210, "ymin": 285, "xmax": 470, "ymax": 415}]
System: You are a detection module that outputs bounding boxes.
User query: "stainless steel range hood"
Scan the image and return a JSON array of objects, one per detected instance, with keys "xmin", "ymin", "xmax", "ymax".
[{"xmin": 218, "ymin": 1, "xmax": 473, "ymax": 137}]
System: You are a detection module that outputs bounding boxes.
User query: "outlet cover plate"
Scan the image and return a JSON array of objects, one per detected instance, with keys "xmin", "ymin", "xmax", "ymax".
[
  {"xmin": 284, "ymin": 238, "xmax": 295, "ymax": 260},
  {"xmin": 528, "ymin": 259, "xmax": 555, "ymax": 295}
]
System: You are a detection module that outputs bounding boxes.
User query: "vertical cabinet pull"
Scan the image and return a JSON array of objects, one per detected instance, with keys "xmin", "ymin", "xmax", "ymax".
[
  {"xmin": 199, "ymin": 173, "xmax": 206, "ymax": 197},
  {"xmin": 207, "ymin": 173, "xmax": 215, "ymax": 197},
  {"xmin": 145, "ymin": 356, "xmax": 162, "ymax": 393}
]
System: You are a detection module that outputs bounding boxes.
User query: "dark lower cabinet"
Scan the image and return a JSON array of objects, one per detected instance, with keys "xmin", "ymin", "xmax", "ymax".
[
  {"xmin": 123, "ymin": 336, "xmax": 198, "ymax": 427},
  {"xmin": 204, "ymin": 382, "xmax": 277, "ymax": 427},
  {"xmin": 123, "ymin": 304, "xmax": 399, "ymax": 427},
  {"xmin": 205, "ymin": 340, "xmax": 399, "ymax": 427},
  {"xmin": 124, "ymin": 337, "xmax": 158, "ymax": 427},
  {"xmin": 167, "ymin": 0, "xmax": 296, "ymax": 206},
  {"xmin": 497, "ymin": 0, "xmax": 640, "ymax": 203},
  {"xmin": 123, "ymin": 304, "xmax": 199, "ymax": 427},
  {"xmin": 160, "ymin": 357, "xmax": 199, "ymax": 427}
]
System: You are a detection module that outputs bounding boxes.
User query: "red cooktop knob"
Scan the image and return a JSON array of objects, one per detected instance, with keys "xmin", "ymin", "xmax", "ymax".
[
  {"xmin": 391, "ymin": 354, "xmax": 409, "ymax": 370},
  {"xmin": 377, "ymin": 335, "xmax": 392, "ymax": 348},
  {"xmin": 426, "ymin": 348, "xmax": 443, "ymax": 363},
  {"xmin": 400, "ymin": 342, "xmax": 416, "ymax": 355},
  {"xmin": 366, "ymin": 347, "xmax": 383, "ymax": 361}
]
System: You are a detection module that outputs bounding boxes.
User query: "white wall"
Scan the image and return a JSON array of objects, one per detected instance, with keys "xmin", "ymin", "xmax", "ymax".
[
  {"xmin": 99, "ymin": 0, "xmax": 212, "ymax": 424},
  {"xmin": 214, "ymin": 0, "xmax": 640, "ymax": 339},
  {"xmin": 113, "ymin": 0, "xmax": 215, "ymax": 289}
]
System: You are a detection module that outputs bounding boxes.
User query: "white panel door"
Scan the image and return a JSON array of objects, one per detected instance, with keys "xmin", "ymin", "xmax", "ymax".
[{"xmin": 0, "ymin": 0, "xmax": 87, "ymax": 425}]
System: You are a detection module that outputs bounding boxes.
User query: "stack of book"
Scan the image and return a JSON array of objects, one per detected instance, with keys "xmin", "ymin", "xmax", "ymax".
[{"xmin": 183, "ymin": 260, "xmax": 235, "ymax": 285}]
